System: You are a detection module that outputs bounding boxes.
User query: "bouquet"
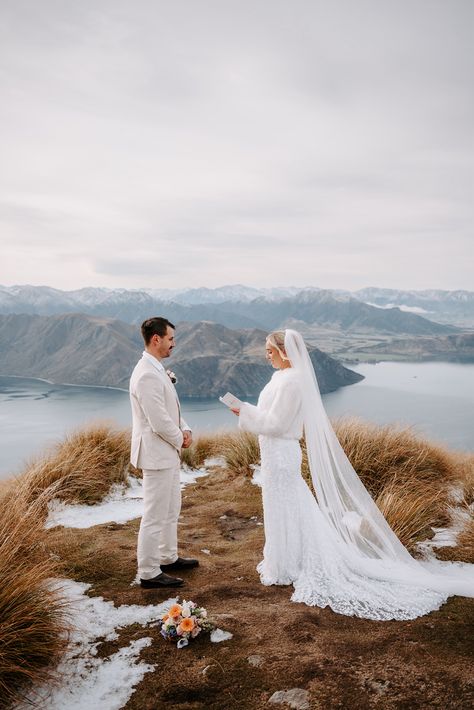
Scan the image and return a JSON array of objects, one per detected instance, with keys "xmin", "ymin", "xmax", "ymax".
[{"xmin": 159, "ymin": 600, "xmax": 215, "ymax": 649}]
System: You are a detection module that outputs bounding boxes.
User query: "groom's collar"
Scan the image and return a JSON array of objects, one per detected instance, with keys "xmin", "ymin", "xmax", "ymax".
[{"xmin": 142, "ymin": 351, "xmax": 165, "ymax": 373}]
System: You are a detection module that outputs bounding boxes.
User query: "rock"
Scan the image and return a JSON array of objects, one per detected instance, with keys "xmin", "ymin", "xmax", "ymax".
[
  {"xmin": 247, "ymin": 655, "xmax": 264, "ymax": 668},
  {"xmin": 268, "ymin": 688, "xmax": 310, "ymax": 709},
  {"xmin": 365, "ymin": 679, "xmax": 390, "ymax": 695}
]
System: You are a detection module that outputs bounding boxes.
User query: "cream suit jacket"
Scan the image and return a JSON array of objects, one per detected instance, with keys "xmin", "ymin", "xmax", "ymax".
[{"xmin": 129, "ymin": 355, "xmax": 190, "ymax": 470}]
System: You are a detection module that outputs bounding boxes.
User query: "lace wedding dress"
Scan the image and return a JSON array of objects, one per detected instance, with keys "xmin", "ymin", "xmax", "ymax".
[{"xmin": 239, "ymin": 332, "xmax": 474, "ymax": 621}]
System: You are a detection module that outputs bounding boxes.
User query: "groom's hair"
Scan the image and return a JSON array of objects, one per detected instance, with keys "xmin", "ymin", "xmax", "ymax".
[{"xmin": 141, "ymin": 317, "xmax": 175, "ymax": 344}]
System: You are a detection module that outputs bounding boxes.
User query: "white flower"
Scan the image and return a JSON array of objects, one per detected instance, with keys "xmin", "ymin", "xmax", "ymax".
[{"xmin": 181, "ymin": 602, "xmax": 191, "ymax": 618}]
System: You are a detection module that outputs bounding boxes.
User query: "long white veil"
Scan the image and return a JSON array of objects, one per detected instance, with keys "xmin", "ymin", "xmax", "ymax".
[{"xmin": 284, "ymin": 329, "xmax": 474, "ymax": 598}]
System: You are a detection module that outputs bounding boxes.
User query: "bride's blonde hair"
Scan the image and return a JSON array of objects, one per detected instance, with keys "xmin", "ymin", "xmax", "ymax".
[{"xmin": 266, "ymin": 330, "xmax": 289, "ymax": 360}]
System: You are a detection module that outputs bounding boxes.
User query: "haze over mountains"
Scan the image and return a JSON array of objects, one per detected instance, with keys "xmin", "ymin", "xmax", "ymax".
[
  {"xmin": 0, "ymin": 284, "xmax": 468, "ymax": 331},
  {"xmin": 0, "ymin": 314, "xmax": 362, "ymax": 396}
]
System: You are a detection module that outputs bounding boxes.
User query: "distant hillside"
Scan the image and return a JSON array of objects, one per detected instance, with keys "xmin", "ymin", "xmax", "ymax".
[
  {"xmin": 226, "ymin": 291, "xmax": 456, "ymax": 335},
  {"xmin": 0, "ymin": 315, "xmax": 362, "ymax": 395},
  {"xmin": 0, "ymin": 285, "xmax": 461, "ymax": 335},
  {"xmin": 360, "ymin": 332, "xmax": 474, "ymax": 363}
]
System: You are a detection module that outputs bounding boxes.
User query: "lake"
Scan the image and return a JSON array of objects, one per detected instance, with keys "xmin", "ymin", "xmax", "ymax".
[{"xmin": 1, "ymin": 361, "xmax": 473, "ymax": 479}]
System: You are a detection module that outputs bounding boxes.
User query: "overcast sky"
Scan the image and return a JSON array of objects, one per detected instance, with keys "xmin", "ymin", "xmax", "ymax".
[{"xmin": 0, "ymin": 0, "xmax": 472, "ymax": 292}]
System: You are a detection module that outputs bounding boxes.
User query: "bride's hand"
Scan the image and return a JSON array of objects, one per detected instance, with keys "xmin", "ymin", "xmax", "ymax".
[{"xmin": 230, "ymin": 407, "xmax": 240, "ymax": 416}]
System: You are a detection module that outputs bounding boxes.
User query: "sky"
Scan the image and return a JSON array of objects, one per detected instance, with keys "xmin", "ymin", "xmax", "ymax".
[{"xmin": 0, "ymin": 0, "xmax": 472, "ymax": 292}]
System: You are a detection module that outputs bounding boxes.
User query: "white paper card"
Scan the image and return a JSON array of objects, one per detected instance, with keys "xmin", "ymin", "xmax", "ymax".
[{"xmin": 219, "ymin": 392, "xmax": 243, "ymax": 409}]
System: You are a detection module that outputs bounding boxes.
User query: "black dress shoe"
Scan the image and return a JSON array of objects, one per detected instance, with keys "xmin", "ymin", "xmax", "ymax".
[
  {"xmin": 140, "ymin": 572, "xmax": 184, "ymax": 588},
  {"xmin": 160, "ymin": 557, "xmax": 199, "ymax": 571}
]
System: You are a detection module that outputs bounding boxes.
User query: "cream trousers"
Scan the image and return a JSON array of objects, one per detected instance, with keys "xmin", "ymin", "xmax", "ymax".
[{"xmin": 137, "ymin": 466, "xmax": 181, "ymax": 580}]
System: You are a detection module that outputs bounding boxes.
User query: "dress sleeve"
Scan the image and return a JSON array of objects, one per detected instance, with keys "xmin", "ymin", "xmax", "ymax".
[{"xmin": 239, "ymin": 377, "xmax": 301, "ymax": 437}]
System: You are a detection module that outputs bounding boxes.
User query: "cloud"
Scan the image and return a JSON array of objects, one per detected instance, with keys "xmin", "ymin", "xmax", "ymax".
[{"xmin": 0, "ymin": 0, "xmax": 472, "ymax": 290}]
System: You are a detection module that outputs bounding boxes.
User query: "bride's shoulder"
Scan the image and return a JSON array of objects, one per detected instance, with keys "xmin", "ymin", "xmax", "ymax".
[{"xmin": 273, "ymin": 368, "xmax": 301, "ymax": 386}]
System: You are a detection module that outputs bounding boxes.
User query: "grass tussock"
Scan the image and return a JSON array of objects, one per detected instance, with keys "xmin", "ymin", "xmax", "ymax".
[
  {"xmin": 220, "ymin": 430, "xmax": 260, "ymax": 477},
  {"xmin": 182, "ymin": 430, "xmax": 260, "ymax": 477},
  {"xmin": 0, "ymin": 423, "xmax": 133, "ymax": 707},
  {"xmin": 0, "ymin": 484, "xmax": 68, "ymax": 707},
  {"xmin": 332, "ymin": 418, "xmax": 458, "ymax": 496},
  {"xmin": 331, "ymin": 418, "xmax": 470, "ymax": 548},
  {"xmin": 454, "ymin": 518, "xmax": 474, "ymax": 563},
  {"xmin": 180, "ymin": 432, "xmax": 228, "ymax": 469},
  {"xmin": 19, "ymin": 423, "xmax": 131, "ymax": 507}
]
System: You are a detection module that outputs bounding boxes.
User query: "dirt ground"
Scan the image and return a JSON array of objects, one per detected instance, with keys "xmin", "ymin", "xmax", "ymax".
[{"xmin": 47, "ymin": 466, "xmax": 474, "ymax": 710}]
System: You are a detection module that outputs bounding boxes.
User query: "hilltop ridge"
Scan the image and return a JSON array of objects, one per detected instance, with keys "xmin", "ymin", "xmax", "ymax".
[{"xmin": 0, "ymin": 314, "xmax": 362, "ymax": 395}]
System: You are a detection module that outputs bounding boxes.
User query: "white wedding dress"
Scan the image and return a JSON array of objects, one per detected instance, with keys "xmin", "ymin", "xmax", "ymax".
[{"xmin": 239, "ymin": 338, "xmax": 474, "ymax": 621}]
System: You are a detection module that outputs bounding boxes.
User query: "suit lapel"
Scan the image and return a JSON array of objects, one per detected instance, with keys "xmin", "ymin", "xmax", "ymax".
[{"xmin": 141, "ymin": 355, "xmax": 180, "ymax": 416}]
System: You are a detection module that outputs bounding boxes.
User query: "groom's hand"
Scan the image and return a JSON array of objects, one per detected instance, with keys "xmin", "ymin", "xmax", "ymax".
[{"xmin": 182, "ymin": 430, "xmax": 193, "ymax": 448}]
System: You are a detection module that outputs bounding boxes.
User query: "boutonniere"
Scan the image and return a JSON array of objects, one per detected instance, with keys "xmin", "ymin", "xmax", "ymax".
[{"xmin": 166, "ymin": 369, "xmax": 178, "ymax": 384}]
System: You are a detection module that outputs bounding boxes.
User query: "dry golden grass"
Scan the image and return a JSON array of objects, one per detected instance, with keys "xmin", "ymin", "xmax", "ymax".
[
  {"xmin": 18, "ymin": 423, "xmax": 131, "ymax": 508},
  {"xmin": 375, "ymin": 479, "xmax": 448, "ymax": 548},
  {"xmin": 332, "ymin": 418, "xmax": 458, "ymax": 495},
  {"xmin": 332, "ymin": 418, "xmax": 469, "ymax": 550},
  {"xmin": 0, "ymin": 423, "xmax": 133, "ymax": 707},
  {"xmin": 181, "ymin": 430, "xmax": 260, "ymax": 477},
  {"xmin": 454, "ymin": 518, "xmax": 474, "ymax": 563},
  {"xmin": 0, "ymin": 483, "xmax": 68, "ymax": 707},
  {"xmin": 181, "ymin": 432, "xmax": 228, "ymax": 469},
  {"xmin": 220, "ymin": 430, "xmax": 260, "ymax": 477},
  {"xmin": 456, "ymin": 454, "xmax": 474, "ymax": 507}
]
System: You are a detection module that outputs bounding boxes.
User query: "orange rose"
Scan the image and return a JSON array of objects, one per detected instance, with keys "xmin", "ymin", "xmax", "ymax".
[
  {"xmin": 169, "ymin": 604, "xmax": 182, "ymax": 618},
  {"xmin": 178, "ymin": 617, "xmax": 195, "ymax": 633}
]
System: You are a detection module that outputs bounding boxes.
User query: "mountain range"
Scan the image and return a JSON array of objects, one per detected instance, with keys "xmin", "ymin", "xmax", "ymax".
[
  {"xmin": 0, "ymin": 314, "xmax": 363, "ymax": 396},
  {"xmin": 0, "ymin": 284, "xmax": 465, "ymax": 333}
]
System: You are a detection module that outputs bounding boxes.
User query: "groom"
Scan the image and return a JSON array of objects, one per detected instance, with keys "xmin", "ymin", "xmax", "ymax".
[{"xmin": 130, "ymin": 317, "xmax": 198, "ymax": 588}]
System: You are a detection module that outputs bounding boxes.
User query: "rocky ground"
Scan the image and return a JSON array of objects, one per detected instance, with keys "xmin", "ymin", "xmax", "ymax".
[{"xmin": 46, "ymin": 465, "xmax": 474, "ymax": 710}]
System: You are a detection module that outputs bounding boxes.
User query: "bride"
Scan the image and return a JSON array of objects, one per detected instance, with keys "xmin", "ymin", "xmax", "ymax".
[{"xmin": 232, "ymin": 329, "xmax": 473, "ymax": 620}]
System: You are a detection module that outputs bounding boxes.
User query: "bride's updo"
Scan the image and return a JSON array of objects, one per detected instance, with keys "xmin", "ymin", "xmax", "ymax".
[{"xmin": 266, "ymin": 330, "xmax": 289, "ymax": 361}]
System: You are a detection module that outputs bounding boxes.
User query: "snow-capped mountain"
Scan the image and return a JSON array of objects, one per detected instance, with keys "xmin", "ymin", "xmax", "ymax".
[
  {"xmin": 352, "ymin": 288, "xmax": 474, "ymax": 326},
  {"xmin": 0, "ymin": 284, "xmax": 471, "ymax": 328}
]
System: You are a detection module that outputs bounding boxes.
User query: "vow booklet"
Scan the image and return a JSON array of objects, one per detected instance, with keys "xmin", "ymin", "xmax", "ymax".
[{"xmin": 219, "ymin": 392, "xmax": 243, "ymax": 409}]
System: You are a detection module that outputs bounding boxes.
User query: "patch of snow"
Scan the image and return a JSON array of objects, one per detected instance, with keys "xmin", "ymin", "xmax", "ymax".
[
  {"xmin": 46, "ymin": 468, "xmax": 208, "ymax": 529},
  {"xmin": 19, "ymin": 579, "xmax": 176, "ymax": 710},
  {"xmin": 180, "ymin": 465, "xmax": 209, "ymax": 487},
  {"xmin": 365, "ymin": 301, "xmax": 429, "ymax": 314},
  {"xmin": 416, "ymin": 499, "xmax": 474, "ymax": 595},
  {"xmin": 204, "ymin": 456, "xmax": 227, "ymax": 467},
  {"xmin": 417, "ymin": 506, "xmax": 472, "ymax": 557},
  {"xmin": 251, "ymin": 464, "xmax": 262, "ymax": 487},
  {"xmin": 210, "ymin": 628, "xmax": 233, "ymax": 643},
  {"xmin": 201, "ymin": 548, "xmax": 211, "ymax": 555}
]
